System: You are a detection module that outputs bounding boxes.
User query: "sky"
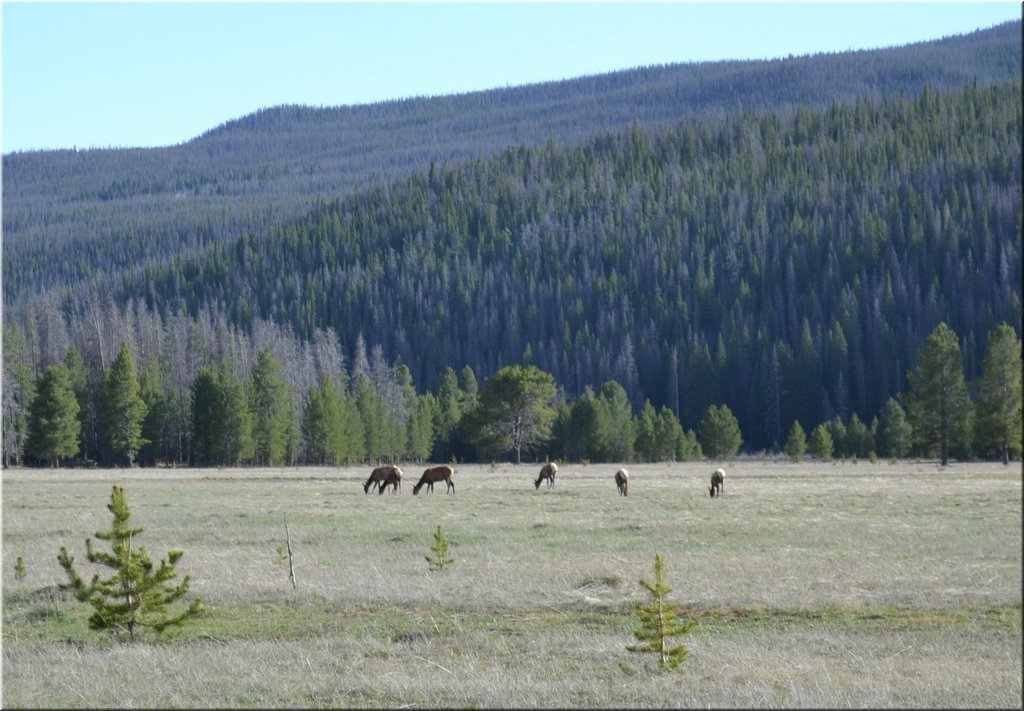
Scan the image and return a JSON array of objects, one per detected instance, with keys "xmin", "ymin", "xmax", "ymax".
[{"xmin": 1, "ymin": 1, "xmax": 1020, "ymax": 153}]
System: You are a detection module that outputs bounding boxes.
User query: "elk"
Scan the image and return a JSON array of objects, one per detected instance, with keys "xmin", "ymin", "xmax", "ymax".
[
  {"xmin": 364, "ymin": 464, "xmax": 400, "ymax": 494},
  {"xmin": 413, "ymin": 465, "xmax": 455, "ymax": 495},
  {"xmin": 615, "ymin": 468, "xmax": 629, "ymax": 496},
  {"xmin": 535, "ymin": 462, "xmax": 557, "ymax": 489},
  {"xmin": 379, "ymin": 465, "xmax": 403, "ymax": 495},
  {"xmin": 709, "ymin": 468, "xmax": 725, "ymax": 498}
]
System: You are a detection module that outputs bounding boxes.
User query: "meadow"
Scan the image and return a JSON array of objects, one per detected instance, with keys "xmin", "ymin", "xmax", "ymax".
[{"xmin": 2, "ymin": 460, "xmax": 1021, "ymax": 708}]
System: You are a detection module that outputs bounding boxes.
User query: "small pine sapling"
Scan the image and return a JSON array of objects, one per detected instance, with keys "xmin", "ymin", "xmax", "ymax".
[
  {"xmin": 425, "ymin": 524, "xmax": 455, "ymax": 571},
  {"xmin": 57, "ymin": 485, "xmax": 203, "ymax": 640},
  {"xmin": 14, "ymin": 556, "xmax": 27, "ymax": 581},
  {"xmin": 627, "ymin": 554, "xmax": 696, "ymax": 670}
]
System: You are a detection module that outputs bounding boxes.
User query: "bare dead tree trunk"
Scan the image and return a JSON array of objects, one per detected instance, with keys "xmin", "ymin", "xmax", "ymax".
[{"xmin": 284, "ymin": 514, "xmax": 296, "ymax": 590}]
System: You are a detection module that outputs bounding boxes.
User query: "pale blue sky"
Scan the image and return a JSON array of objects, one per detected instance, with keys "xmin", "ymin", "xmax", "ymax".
[{"xmin": 2, "ymin": 2, "xmax": 1020, "ymax": 153}]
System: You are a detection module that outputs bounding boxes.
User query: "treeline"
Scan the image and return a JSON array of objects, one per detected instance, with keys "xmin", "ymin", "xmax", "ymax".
[
  {"xmin": 4, "ymin": 295, "xmax": 1020, "ymax": 467},
  {"xmin": 103, "ymin": 81, "xmax": 1022, "ymax": 450},
  {"xmin": 3, "ymin": 21, "xmax": 1019, "ymax": 305}
]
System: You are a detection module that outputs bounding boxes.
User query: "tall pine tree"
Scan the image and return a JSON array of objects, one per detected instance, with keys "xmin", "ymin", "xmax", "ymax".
[
  {"xmin": 26, "ymin": 364, "xmax": 80, "ymax": 467},
  {"xmin": 905, "ymin": 322, "xmax": 973, "ymax": 465},
  {"xmin": 99, "ymin": 343, "xmax": 148, "ymax": 467},
  {"xmin": 974, "ymin": 324, "xmax": 1022, "ymax": 464},
  {"xmin": 248, "ymin": 349, "xmax": 291, "ymax": 466}
]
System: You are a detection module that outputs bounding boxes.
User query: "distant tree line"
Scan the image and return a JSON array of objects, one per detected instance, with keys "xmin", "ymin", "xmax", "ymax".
[{"xmin": 5, "ymin": 309, "xmax": 1019, "ymax": 467}]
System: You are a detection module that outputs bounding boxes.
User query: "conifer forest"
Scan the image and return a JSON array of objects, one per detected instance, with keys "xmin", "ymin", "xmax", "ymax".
[{"xmin": 3, "ymin": 21, "xmax": 1021, "ymax": 468}]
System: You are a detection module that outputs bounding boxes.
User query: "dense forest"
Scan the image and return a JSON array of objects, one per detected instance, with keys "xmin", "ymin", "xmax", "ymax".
[{"xmin": 2, "ymin": 21, "xmax": 1022, "ymax": 465}]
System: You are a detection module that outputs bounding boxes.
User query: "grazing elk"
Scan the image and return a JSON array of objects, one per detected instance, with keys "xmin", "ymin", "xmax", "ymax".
[
  {"xmin": 709, "ymin": 468, "xmax": 725, "ymax": 498},
  {"xmin": 413, "ymin": 465, "xmax": 455, "ymax": 495},
  {"xmin": 379, "ymin": 465, "xmax": 403, "ymax": 495},
  {"xmin": 535, "ymin": 462, "xmax": 557, "ymax": 489},
  {"xmin": 364, "ymin": 464, "xmax": 400, "ymax": 494},
  {"xmin": 615, "ymin": 468, "xmax": 629, "ymax": 496}
]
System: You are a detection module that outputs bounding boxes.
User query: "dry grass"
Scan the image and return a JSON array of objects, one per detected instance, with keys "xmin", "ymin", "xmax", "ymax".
[{"xmin": 2, "ymin": 460, "xmax": 1021, "ymax": 707}]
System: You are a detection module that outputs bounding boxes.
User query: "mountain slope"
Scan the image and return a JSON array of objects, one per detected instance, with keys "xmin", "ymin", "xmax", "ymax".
[{"xmin": 3, "ymin": 20, "xmax": 1020, "ymax": 306}]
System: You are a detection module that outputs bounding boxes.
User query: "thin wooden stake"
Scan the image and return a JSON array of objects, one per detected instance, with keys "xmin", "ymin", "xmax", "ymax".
[{"xmin": 284, "ymin": 513, "xmax": 296, "ymax": 590}]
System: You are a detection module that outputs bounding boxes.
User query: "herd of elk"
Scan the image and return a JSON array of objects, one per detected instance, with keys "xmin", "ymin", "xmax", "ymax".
[
  {"xmin": 615, "ymin": 468, "xmax": 629, "ymax": 496},
  {"xmin": 364, "ymin": 464, "xmax": 402, "ymax": 494},
  {"xmin": 413, "ymin": 465, "xmax": 456, "ymax": 495},
  {"xmin": 709, "ymin": 468, "xmax": 725, "ymax": 497},
  {"xmin": 534, "ymin": 462, "xmax": 557, "ymax": 489},
  {"xmin": 359, "ymin": 464, "xmax": 727, "ymax": 499}
]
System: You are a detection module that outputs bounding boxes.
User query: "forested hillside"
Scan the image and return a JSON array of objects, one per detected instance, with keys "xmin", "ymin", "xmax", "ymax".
[
  {"xmin": 107, "ymin": 81, "xmax": 1021, "ymax": 449},
  {"xmin": 3, "ymin": 20, "xmax": 1019, "ymax": 305}
]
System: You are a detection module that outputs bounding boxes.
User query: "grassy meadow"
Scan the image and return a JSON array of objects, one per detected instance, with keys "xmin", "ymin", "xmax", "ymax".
[{"xmin": 2, "ymin": 460, "xmax": 1021, "ymax": 708}]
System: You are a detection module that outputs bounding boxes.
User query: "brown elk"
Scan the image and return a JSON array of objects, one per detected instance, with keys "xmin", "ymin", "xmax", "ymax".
[
  {"xmin": 535, "ymin": 462, "xmax": 557, "ymax": 489},
  {"xmin": 615, "ymin": 468, "xmax": 629, "ymax": 496},
  {"xmin": 379, "ymin": 465, "xmax": 403, "ymax": 495},
  {"xmin": 709, "ymin": 468, "xmax": 725, "ymax": 498},
  {"xmin": 364, "ymin": 464, "xmax": 400, "ymax": 494},
  {"xmin": 413, "ymin": 465, "xmax": 455, "ymax": 495}
]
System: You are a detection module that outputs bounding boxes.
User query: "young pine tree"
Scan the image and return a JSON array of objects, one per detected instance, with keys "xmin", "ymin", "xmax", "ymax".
[
  {"xmin": 57, "ymin": 485, "xmax": 203, "ymax": 640},
  {"xmin": 784, "ymin": 420, "xmax": 807, "ymax": 462},
  {"xmin": 627, "ymin": 554, "xmax": 696, "ymax": 670},
  {"xmin": 425, "ymin": 525, "xmax": 455, "ymax": 571}
]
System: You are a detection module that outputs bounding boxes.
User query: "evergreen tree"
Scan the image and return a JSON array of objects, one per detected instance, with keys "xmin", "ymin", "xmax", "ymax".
[
  {"xmin": 355, "ymin": 373, "xmax": 390, "ymax": 463},
  {"xmin": 808, "ymin": 423, "xmax": 834, "ymax": 460},
  {"xmin": 627, "ymin": 554, "xmax": 696, "ymax": 670},
  {"xmin": 598, "ymin": 380, "xmax": 635, "ymax": 462},
  {"xmin": 26, "ymin": 364, "xmax": 80, "ymax": 467},
  {"xmin": 189, "ymin": 367, "xmax": 219, "ymax": 466},
  {"xmin": 826, "ymin": 416, "xmax": 849, "ymax": 458},
  {"xmin": 63, "ymin": 344, "xmax": 94, "ymax": 461},
  {"xmin": 407, "ymin": 392, "xmax": 437, "ymax": 463},
  {"xmin": 973, "ymin": 324, "xmax": 1022, "ymax": 463},
  {"xmin": 784, "ymin": 420, "xmax": 807, "ymax": 462},
  {"xmin": 634, "ymin": 400, "xmax": 659, "ymax": 462},
  {"xmin": 468, "ymin": 364, "xmax": 557, "ymax": 464},
  {"xmin": 302, "ymin": 377, "xmax": 340, "ymax": 464},
  {"xmin": 434, "ymin": 367, "xmax": 463, "ymax": 461},
  {"xmin": 567, "ymin": 387, "xmax": 608, "ymax": 462},
  {"xmin": 675, "ymin": 427, "xmax": 702, "ymax": 462},
  {"xmin": 905, "ymin": 322, "xmax": 973, "ymax": 465},
  {"xmin": 138, "ymin": 355, "xmax": 173, "ymax": 465},
  {"xmin": 425, "ymin": 524, "xmax": 456, "ymax": 571},
  {"xmin": 653, "ymin": 406, "xmax": 686, "ymax": 461},
  {"xmin": 342, "ymin": 389, "xmax": 367, "ymax": 464},
  {"xmin": 99, "ymin": 343, "xmax": 148, "ymax": 467},
  {"xmin": 698, "ymin": 404, "xmax": 743, "ymax": 460},
  {"xmin": 876, "ymin": 397, "xmax": 912, "ymax": 458},
  {"xmin": 846, "ymin": 413, "xmax": 874, "ymax": 459},
  {"xmin": 248, "ymin": 348, "xmax": 291, "ymax": 466},
  {"xmin": 190, "ymin": 363, "xmax": 252, "ymax": 466},
  {"xmin": 3, "ymin": 322, "xmax": 36, "ymax": 467},
  {"xmin": 57, "ymin": 485, "xmax": 203, "ymax": 640}
]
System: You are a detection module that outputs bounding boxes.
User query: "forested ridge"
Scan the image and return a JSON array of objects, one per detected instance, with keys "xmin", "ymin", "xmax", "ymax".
[
  {"xmin": 2, "ymin": 20, "xmax": 1019, "ymax": 305},
  {"xmin": 2, "ymin": 21, "xmax": 1021, "ymax": 464}
]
